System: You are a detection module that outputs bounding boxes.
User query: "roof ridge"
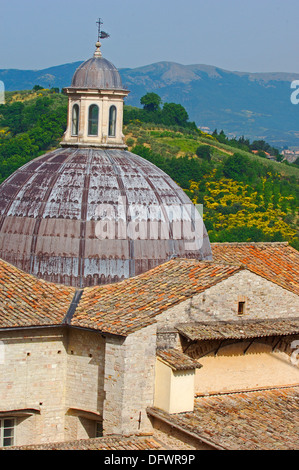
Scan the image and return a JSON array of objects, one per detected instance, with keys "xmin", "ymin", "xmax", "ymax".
[
  {"xmin": 211, "ymin": 242, "xmax": 290, "ymax": 246},
  {"xmin": 195, "ymin": 384, "xmax": 299, "ymax": 398}
]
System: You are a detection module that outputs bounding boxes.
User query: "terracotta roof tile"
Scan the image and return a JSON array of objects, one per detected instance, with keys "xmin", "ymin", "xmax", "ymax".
[
  {"xmin": 157, "ymin": 348, "xmax": 202, "ymax": 370},
  {"xmin": 72, "ymin": 259, "xmax": 243, "ymax": 335},
  {"xmin": 177, "ymin": 317, "xmax": 299, "ymax": 341},
  {"xmin": 148, "ymin": 386, "xmax": 299, "ymax": 450},
  {"xmin": 212, "ymin": 242, "xmax": 299, "ymax": 295},
  {"xmin": 4, "ymin": 435, "xmax": 165, "ymax": 451},
  {"xmin": 0, "ymin": 242, "xmax": 298, "ymax": 335},
  {"xmin": 0, "ymin": 259, "xmax": 75, "ymax": 329}
]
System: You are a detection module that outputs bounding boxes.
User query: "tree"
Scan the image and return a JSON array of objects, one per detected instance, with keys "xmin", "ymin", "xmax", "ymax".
[
  {"xmin": 196, "ymin": 145, "xmax": 212, "ymax": 162},
  {"xmin": 140, "ymin": 93, "xmax": 162, "ymax": 112},
  {"xmin": 33, "ymin": 85, "xmax": 44, "ymax": 91},
  {"xmin": 161, "ymin": 102, "xmax": 189, "ymax": 126},
  {"xmin": 1, "ymin": 102, "xmax": 25, "ymax": 134},
  {"xmin": 223, "ymin": 153, "xmax": 255, "ymax": 182},
  {"xmin": 217, "ymin": 130, "xmax": 227, "ymax": 144}
]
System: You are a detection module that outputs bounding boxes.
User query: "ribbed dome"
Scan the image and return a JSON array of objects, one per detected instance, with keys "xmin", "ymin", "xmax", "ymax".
[
  {"xmin": 0, "ymin": 148, "xmax": 212, "ymax": 287},
  {"xmin": 71, "ymin": 57, "xmax": 124, "ymax": 89}
]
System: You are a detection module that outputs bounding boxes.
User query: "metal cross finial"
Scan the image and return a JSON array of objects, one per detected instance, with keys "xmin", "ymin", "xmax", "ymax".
[
  {"xmin": 96, "ymin": 18, "xmax": 103, "ymax": 41},
  {"xmin": 96, "ymin": 18, "xmax": 110, "ymax": 41}
]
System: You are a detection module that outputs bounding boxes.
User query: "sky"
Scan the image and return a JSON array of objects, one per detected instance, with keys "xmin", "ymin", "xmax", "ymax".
[{"xmin": 0, "ymin": 0, "xmax": 299, "ymax": 73}]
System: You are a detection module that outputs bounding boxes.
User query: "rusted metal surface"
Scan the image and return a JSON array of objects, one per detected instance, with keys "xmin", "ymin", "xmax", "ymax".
[
  {"xmin": 0, "ymin": 148, "xmax": 212, "ymax": 287},
  {"xmin": 71, "ymin": 57, "xmax": 124, "ymax": 90}
]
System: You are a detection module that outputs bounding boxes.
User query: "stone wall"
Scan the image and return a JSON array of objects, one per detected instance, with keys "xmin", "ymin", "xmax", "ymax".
[
  {"xmin": 103, "ymin": 324, "xmax": 157, "ymax": 436},
  {"xmin": 0, "ymin": 327, "xmax": 106, "ymax": 446},
  {"xmin": 64, "ymin": 328, "xmax": 105, "ymax": 441},
  {"xmin": 65, "ymin": 329, "xmax": 105, "ymax": 415},
  {"xmin": 0, "ymin": 328, "xmax": 67, "ymax": 446},
  {"xmin": 155, "ymin": 270, "xmax": 299, "ymax": 394},
  {"xmin": 156, "ymin": 270, "xmax": 299, "ymax": 333}
]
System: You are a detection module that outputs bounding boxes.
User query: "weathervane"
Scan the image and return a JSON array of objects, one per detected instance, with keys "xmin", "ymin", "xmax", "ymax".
[{"xmin": 96, "ymin": 18, "xmax": 110, "ymax": 41}]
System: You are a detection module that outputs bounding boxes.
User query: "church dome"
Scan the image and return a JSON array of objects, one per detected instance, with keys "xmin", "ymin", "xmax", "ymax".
[
  {"xmin": 0, "ymin": 148, "xmax": 212, "ymax": 288},
  {"xmin": 71, "ymin": 43, "xmax": 123, "ymax": 90},
  {"xmin": 0, "ymin": 31, "xmax": 212, "ymax": 288}
]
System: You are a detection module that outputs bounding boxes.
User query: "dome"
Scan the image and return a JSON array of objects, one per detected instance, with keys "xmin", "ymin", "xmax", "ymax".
[
  {"xmin": 71, "ymin": 56, "xmax": 124, "ymax": 90},
  {"xmin": 0, "ymin": 148, "xmax": 212, "ymax": 287}
]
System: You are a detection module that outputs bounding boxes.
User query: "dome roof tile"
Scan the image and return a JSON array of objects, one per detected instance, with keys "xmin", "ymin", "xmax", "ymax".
[
  {"xmin": 71, "ymin": 57, "xmax": 123, "ymax": 89},
  {"xmin": 0, "ymin": 148, "xmax": 212, "ymax": 287}
]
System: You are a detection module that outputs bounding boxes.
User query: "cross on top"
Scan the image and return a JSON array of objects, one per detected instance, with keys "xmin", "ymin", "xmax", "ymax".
[{"xmin": 96, "ymin": 18, "xmax": 110, "ymax": 41}]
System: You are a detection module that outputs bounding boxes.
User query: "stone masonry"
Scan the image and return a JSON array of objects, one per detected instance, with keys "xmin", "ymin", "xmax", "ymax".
[
  {"xmin": 157, "ymin": 269, "xmax": 299, "ymax": 340},
  {"xmin": 103, "ymin": 323, "xmax": 157, "ymax": 436}
]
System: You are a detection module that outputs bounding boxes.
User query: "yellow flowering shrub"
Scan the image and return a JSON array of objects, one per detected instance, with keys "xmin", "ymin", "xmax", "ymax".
[{"xmin": 188, "ymin": 170, "xmax": 297, "ymax": 243}]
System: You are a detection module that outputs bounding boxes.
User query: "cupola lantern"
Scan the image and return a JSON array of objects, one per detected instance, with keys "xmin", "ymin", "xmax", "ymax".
[{"xmin": 61, "ymin": 21, "xmax": 129, "ymax": 149}]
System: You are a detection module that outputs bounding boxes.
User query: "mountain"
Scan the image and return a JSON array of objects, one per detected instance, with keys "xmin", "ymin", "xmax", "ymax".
[
  {"xmin": 0, "ymin": 62, "xmax": 82, "ymax": 92},
  {"xmin": 1, "ymin": 61, "xmax": 299, "ymax": 148}
]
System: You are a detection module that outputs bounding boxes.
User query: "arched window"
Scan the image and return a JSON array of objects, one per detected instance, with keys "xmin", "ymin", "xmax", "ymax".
[
  {"xmin": 71, "ymin": 104, "xmax": 79, "ymax": 136},
  {"xmin": 88, "ymin": 104, "xmax": 99, "ymax": 136},
  {"xmin": 108, "ymin": 105, "xmax": 117, "ymax": 137}
]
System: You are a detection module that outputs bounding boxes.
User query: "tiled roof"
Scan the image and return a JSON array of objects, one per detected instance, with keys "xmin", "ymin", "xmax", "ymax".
[
  {"xmin": 148, "ymin": 386, "xmax": 299, "ymax": 450},
  {"xmin": 0, "ymin": 257, "xmax": 240, "ymax": 334},
  {"xmin": 4, "ymin": 435, "xmax": 165, "ymax": 451},
  {"xmin": 212, "ymin": 242, "xmax": 299, "ymax": 295},
  {"xmin": 177, "ymin": 317, "xmax": 299, "ymax": 341},
  {"xmin": 0, "ymin": 258, "xmax": 75, "ymax": 329},
  {"xmin": 157, "ymin": 349, "xmax": 202, "ymax": 371},
  {"xmin": 0, "ymin": 242, "xmax": 298, "ymax": 335},
  {"xmin": 71, "ymin": 259, "xmax": 242, "ymax": 335}
]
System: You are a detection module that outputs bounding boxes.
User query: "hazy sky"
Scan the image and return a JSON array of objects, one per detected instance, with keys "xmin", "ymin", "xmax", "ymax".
[{"xmin": 1, "ymin": 0, "xmax": 298, "ymax": 73}]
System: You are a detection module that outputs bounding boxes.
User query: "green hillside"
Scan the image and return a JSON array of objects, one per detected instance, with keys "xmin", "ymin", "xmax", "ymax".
[
  {"xmin": 2, "ymin": 60, "xmax": 299, "ymax": 147},
  {"xmin": 0, "ymin": 89, "xmax": 298, "ymax": 250}
]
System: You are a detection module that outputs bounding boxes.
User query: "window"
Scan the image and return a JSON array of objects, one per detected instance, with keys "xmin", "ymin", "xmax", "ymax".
[
  {"xmin": 88, "ymin": 104, "xmax": 99, "ymax": 136},
  {"xmin": 0, "ymin": 418, "xmax": 15, "ymax": 447},
  {"xmin": 71, "ymin": 104, "xmax": 79, "ymax": 136},
  {"xmin": 238, "ymin": 301, "xmax": 245, "ymax": 315},
  {"xmin": 108, "ymin": 105, "xmax": 117, "ymax": 137}
]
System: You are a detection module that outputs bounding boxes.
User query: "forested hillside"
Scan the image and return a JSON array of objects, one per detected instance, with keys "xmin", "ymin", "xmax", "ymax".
[
  {"xmin": 0, "ymin": 89, "xmax": 67, "ymax": 180},
  {"xmin": 0, "ymin": 89, "xmax": 298, "ymax": 250},
  {"xmin": 2, "ymin": 60, "xmax": 299, "ymax": 147}
]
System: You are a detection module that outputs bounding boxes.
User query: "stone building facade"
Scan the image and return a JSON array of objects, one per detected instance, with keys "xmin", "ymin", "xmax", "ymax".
[
  {"xmin": 0, "ymin": 324, "xmax": 157, "ymax": 446},
  {"xmin": 0, "ymin": 243, "xmax": 298, "ymax": 447},
  {"xmin": 0, "ymin": 29, "xmax": 298, "ymax": 449}
]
